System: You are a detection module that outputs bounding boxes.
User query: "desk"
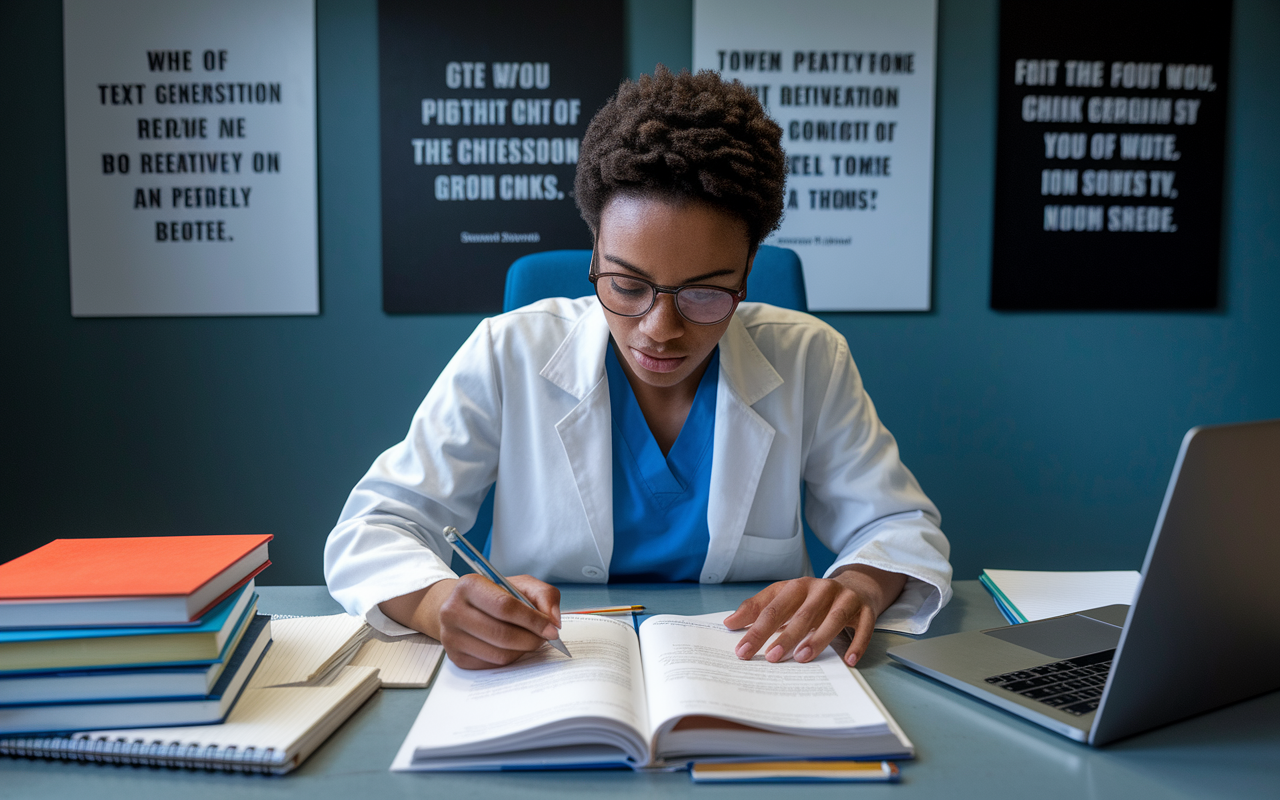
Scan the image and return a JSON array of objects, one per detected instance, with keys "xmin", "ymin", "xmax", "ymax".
[{"xmin": 3, "ymin": 581, "xmax": 1278, "ymax": 798}]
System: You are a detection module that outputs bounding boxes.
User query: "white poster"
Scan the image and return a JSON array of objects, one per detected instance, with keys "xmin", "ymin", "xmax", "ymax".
[
  {"xmin": 694, "ymin": 0, "xmax": 936, "ymax": 311},
  {"xmin": 63, "ymin": 0, "xmax": 318, "ymax": 317}
]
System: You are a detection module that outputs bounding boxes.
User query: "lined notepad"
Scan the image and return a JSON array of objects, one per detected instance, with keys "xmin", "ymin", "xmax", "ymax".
[
  {"xmin": 250, "ymin": 614, "xmax": 369, "ymax": 688},
  {"xmin": 981, "ymin": 569, "xmax": 1141, "ymax": 623},
  {"xmin": 256, "ymin": 612, "xmax": 443, "ymax": 689},
  {"xmin": 349, "ymin": 628, "xmax": 443, "ymax": 688}
]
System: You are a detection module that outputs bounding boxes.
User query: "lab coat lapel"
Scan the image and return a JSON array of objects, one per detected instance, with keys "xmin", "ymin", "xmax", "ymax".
[
  {"xmin": 702, "ymin": 314, "xmax": 783, "ymax": 583},
  {"xmin": 541, "ymin": 304, "xmax": 614, "ymax": 573}
]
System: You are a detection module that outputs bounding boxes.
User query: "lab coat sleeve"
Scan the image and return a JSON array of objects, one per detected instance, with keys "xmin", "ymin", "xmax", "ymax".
[
  {"xmin": 802, "ymin": 334, "xmax": 953, "ymax": 635},
  {"xmin": 324, "ymin": 318, "xmax": 503, "ymax": 635}
]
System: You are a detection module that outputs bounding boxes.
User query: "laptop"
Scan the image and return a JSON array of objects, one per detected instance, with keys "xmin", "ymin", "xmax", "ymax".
[{"xmin": 888, "ymin": 419, "xmax": 1280, "ymax": 746}]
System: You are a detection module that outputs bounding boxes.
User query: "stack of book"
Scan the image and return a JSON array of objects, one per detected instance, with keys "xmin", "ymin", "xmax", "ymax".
[{"xmin": 0, "ymin": 535, "xmax": 273, "ymax": 735}]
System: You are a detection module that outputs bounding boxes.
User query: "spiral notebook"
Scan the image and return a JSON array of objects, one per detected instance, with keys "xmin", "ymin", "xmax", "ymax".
[
  {"xmin": 0, "ymin": 613, "xmax": 442, "ymax": 773},
  {"xmin": 0, "ymin": 664, "xmax": 381, "ymax": 774}
]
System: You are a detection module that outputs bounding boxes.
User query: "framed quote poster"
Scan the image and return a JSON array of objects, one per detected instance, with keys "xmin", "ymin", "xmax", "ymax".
[
  {"xmin": 379, "ymin": 0, "xmax": 624, "ymax": 313},
  {"xmin": 63, "ymin": 0, "xmax": 318, "ymax": 317},
  {"xmin": 990, "ymin": 1, "xmax": 1231, "ymax": 310},
  {"xmin": 695, "ymin": 0, "xmax": 938, "ymax": 311}
]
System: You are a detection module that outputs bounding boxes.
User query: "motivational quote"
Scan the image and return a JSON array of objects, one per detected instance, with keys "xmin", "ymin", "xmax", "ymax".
[
  {"xmin": 411, "ymin": 60, "xmax": 582, "ymax": 245},
  {"xmin": 97, "ymin": 47, "xmax": 284, "ymax": 244},
  {"xmin": 1019, "ymin": 58, "xmax": 1218, "ymax": 235},
  {"xmin": 719, "ymin": 48, "xmax": 914, "ymax": 237}
]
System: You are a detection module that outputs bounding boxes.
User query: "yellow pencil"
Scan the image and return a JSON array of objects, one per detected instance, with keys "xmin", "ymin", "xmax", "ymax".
[{"xmin": 565, "ymin": 605, "xmax": 645, "ymax": 615}]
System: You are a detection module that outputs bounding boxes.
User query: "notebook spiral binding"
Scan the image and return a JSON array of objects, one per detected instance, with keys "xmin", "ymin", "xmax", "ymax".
[{"xmin": 0, "ymin": 735, "xmax": 291, "ymax": 774}]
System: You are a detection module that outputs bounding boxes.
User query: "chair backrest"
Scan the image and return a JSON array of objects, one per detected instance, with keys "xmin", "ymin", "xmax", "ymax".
[{"xmin": 502, "ymin": 245, "xmax": 808, "ymax": 312}]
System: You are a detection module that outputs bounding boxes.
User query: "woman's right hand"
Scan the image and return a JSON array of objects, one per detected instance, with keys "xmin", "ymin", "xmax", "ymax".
[{"xmin": 379, "ymin": 574, "xmax": 562, "ymax": 670}]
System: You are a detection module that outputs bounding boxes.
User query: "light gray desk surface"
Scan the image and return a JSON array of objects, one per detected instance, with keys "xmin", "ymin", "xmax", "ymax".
[{"xmin": 3, "ymin": 581, "xmax": 1278, "ymax": 798}]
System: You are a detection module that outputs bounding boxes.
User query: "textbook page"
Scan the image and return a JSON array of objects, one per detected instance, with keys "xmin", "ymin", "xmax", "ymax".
[
  {"xmin": 638, "ymin": 612, "xmax": 889, "ymax": 737},
  {"xmin": 392, "ymin": 614, "xmax": 650, "ymax": 770},
  {"xmin": 982, "ymin": 570, "xmax": 1140, "ymax": 622}
]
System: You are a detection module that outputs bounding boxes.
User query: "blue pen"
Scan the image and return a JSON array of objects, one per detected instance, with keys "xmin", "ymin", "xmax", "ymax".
[{"xmin": 442, "ymin": 527, "xmax": 572, "ymax": 658}]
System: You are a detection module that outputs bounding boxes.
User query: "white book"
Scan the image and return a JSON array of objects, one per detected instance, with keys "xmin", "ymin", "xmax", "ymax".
[
  {"xmin": 981, "ymin": 569, "xmax": 1141, "ymax": 623},
  {"xmin": 393, "ymin": 612, "xmax": 912, "ymax": 771}
]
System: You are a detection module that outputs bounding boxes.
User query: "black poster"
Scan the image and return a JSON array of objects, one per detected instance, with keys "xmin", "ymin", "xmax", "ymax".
[
  {"xmin": 990, "ymin": 1, "xmax": 1231, "ymax": 310},
  {"xmin": 378, "ymin": 0, "xmax": 624, "ymax": 313}
]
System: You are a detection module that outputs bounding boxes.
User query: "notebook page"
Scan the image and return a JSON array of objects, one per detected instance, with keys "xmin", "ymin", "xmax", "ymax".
[
  {"xmin": 72, "ymin": 665, "xmax": 380, "ymax": 756},
  {"xmin": 982, "ymin": 569, "xmax": 1141, "ymax": 622},
  {"xmin": 349, "ymin": 629, "xmax": 444, "ymax": 688},
  {"xmin": 249, "ymin": 613, "xmax": 369, "ymax": 688}
]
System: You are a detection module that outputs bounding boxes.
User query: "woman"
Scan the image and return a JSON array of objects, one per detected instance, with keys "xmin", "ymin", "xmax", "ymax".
[{"xmin": 325, "ymin": 67, "xmax": 951, "ymax": 670}]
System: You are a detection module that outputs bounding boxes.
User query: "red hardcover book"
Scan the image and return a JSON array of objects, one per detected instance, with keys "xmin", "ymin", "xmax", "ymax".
[{"xmin": 0, "ymin": 535, "xmax": 272, "ymax": 628}]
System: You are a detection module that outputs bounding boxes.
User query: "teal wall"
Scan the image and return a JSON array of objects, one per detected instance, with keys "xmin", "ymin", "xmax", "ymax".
[{"xmin": 3, "ymin": 0, "xmax": 1277, "ymax": 585}]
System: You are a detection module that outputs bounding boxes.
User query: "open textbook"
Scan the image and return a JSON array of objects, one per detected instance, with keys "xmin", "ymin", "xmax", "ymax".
[{"xmin": 392, "ymin": 612, "xmax": 912, "ymax": 771}]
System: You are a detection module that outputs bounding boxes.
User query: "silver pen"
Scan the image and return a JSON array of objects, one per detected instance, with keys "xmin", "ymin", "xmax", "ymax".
[{"xmin": 442, "ymin": 527, "xmax": 572, "ymax": 658}]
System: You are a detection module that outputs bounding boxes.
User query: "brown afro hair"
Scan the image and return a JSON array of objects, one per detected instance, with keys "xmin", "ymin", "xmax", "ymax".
[{"xmin": 574, "ymin": 66, "xmax": 786, "ymax": 249}]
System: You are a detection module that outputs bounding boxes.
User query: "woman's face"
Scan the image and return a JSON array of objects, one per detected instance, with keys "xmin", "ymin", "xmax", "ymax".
[{"xmin": 595, "ymin": 194, "xmax": 752, "ymax": 393}]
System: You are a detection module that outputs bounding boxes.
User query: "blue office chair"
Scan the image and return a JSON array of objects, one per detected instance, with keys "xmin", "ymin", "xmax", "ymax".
[
  {"xmin": 502, "ymin": 245, "xmax": 807, "ymax": 313},
  {"xmin": 466, "ymin": 245, "xmax": 833, "ymax": 576}
]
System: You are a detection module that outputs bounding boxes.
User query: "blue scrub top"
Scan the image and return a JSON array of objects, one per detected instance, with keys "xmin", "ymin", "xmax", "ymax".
[{"xmin": 605, "ymin": 343, "xmax": 719, "ymax": 583}]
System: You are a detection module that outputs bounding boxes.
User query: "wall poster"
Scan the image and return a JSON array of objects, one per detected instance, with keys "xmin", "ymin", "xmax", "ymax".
[
  {"xmin": 63, "ymin": 0, "xmax": 318, "ymax": 317},
  {"xmin": 991, "ymin": 1, "xmax": 1231, "ymax": 310},
  {"xmin": 379, "ymin": 0, "xmax": 624, "ymax": 314},
  {"xmin": 694, "ymin": 0, "xmax": 937, "ymax": 312}
]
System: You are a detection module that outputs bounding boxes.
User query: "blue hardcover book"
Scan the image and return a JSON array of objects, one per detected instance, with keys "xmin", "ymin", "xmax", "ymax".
[
  {"xmin": 0, "ymin": 582, "xmax": 256, "ymax": 674},
  {"xmin": 0, "ymin": 593, "xmax": 258, "ymax": 703},
  {"xmin": 0, "ymin": 614, "xmax": 271, "ymax": 735}
]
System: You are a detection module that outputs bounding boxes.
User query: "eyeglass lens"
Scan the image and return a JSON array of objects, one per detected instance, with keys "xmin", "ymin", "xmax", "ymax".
[{"xmin": 597, "ymin": 274, "xmax": 736, "ymax": 324}]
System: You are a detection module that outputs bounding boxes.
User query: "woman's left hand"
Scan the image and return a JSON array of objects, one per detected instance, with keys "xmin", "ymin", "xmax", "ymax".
[{"xmin": 723, "ymin": 565, "xmax": 906, "ymax": 667}]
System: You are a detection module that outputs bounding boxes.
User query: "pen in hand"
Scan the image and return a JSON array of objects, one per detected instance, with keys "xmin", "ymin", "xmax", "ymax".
[{"xmin": 442, "ymin": 527, "xmax": 572, "ymax": 658}]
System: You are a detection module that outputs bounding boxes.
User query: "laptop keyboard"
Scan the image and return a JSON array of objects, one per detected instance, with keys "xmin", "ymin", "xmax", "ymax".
[{"xmin": 984, "ymin": 649, "xmax": 1114, "ymax": 716}]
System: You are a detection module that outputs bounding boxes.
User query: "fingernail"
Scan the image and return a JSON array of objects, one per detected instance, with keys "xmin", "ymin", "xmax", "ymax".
[
  {"xmin": 767, "ymin": 644, "xmax": 784, "ymax": 662},
  {"xmin": 543, "ymin": 625, "xmax": 558, "ymax": 639},
  {"xmin": 847, "ymin": 652, "xmax": 859, "ymax": 666},
  {"xmin": 795, "ymin": 646, "xmax": 812, "ymax": 662},
  {"xmin": 736, "ymin": 643, "xmax": 752, "ymax": 659}
]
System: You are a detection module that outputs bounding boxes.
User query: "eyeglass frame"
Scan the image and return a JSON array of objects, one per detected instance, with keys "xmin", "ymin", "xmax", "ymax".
[{"xmin": 587, "ymin": 243, "xmax": 750, "ymax": 326}]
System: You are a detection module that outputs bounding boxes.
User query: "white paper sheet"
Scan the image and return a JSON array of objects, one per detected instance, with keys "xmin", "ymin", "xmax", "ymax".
[{"xmin": 983, "ymin": 569, "xmax": 1141, "ymax": 622}]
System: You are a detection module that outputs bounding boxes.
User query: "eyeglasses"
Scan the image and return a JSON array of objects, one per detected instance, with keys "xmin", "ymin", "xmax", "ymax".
[{"xmin": 589, "ymin": 249, "xmax": 748, "ymax": 326}]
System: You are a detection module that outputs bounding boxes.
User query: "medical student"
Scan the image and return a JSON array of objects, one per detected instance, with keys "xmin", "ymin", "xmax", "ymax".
[{"xmin": 325, "ymin": 67, "xmax": 952, "ymax": 670}]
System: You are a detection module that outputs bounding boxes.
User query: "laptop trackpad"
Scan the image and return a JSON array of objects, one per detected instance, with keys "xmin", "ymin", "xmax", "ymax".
[{"xmin": 983, "ymin": 614, "xmax": 1122, "ymax": 659}]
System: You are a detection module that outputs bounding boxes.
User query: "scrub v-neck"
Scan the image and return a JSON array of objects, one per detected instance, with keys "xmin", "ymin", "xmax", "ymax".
[{"xmin": 604, "ymin": 343, "xmax": 718, "ymax": 583}]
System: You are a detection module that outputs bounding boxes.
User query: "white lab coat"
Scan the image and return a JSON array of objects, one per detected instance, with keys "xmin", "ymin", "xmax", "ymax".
[{"xmin": 324, "ymin": 298, "xmax": 952, "ymax": 635}]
